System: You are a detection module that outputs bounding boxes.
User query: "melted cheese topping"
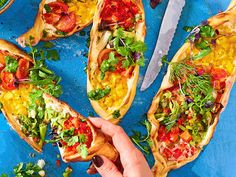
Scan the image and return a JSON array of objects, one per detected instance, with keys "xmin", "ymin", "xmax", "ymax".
[
  {"xmin": 68, "ymin": 0, "xmax": 97, "ymax": 25},
  {"xmin": 0, "ymin": 84, "xmax": 32, "ymax": 117},
  {"xmin": 92, "ymin": 71, "xmax": 128, "ymax": 113}
]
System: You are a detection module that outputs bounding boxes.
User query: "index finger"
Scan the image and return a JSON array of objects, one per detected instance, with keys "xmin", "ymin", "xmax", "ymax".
[{"xmin": 89, "ymin": 117, "xmax": 137, "ymax": 156}]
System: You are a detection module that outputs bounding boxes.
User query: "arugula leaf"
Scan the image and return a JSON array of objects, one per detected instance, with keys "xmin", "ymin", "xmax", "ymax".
[
  {"xmin": 88, "ymin": 87, "xmax": 111, "ymax": 100},
  {"xmin": 5, "ymin": 56, "xmax": 18, "ymax": 73}
]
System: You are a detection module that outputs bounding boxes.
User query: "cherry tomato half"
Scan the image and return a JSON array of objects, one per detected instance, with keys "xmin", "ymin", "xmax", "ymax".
[
  {"xmin": 1, "ymin": 71, "xmax": 17, "ymax": 90},
  {"xmin": 16, "ymin": 58, "xmax": 30, "ymax": 80},
  {"xmin": 55, "ymin": 13, "xmax": 76, "ymax": 33}
]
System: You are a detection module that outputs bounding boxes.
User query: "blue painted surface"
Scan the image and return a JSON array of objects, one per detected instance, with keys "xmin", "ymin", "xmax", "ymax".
[{"xmin": 0, "ymin": 0, "xmax": 235, "ymax": 176}]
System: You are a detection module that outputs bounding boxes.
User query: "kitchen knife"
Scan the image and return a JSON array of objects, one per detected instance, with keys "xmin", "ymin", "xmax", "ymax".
[{"xmin": 141, "ymin": 0, "xmax": 186, "ymax": 91}]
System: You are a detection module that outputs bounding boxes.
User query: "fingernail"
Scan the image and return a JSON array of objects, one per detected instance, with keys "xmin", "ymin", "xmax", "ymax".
[{"xmin": 92, "ymin": 155, "xmax": 104, "ymax": 168}]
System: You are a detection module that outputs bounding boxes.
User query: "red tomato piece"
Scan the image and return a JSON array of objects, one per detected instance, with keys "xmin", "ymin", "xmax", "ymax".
[
  {"xmin": 163, "ymin": 148, "xmax": 172, "ymax": 159},
  {"xmin": 56, "ymin": 159, "xmax": 61, "ymax": 167},
  {"xmin": 43, "ymin": 13, "xmax": 61, "ymax": 25},
  {"xmin": 56, "ymin": 13, "xmax": 76, "ymax": 33},
  {"xmin": 1, "ymin": 71, "xmax": 17, "ymax": 90},
  {"xmin": 158, "ymin": 125, "xmax": 167, "ymax": 142},
  {"xmin": 48, "ymin": 1, "xmax": 68, "ymax": 14},
  {"xmin": 173, "ymin": 148, "xmax": 182, "ymax": 159},
  {"xmin": 100, "ymin": 0, "xmax": 140, "ymax": 30},
  {"xmin": 211, "ymin": 68, "xmax": 227, "ymax": 80},
  {"xmin": 180, "ymin": 131, "xmax": 192, "ymax": 143},
  {"xmin": 16, "ymin": 58, "xmax": 30, "ymax": 80},
  {"xmin": 168, "ymin": 127, "xmax": 179, "ymax": 143}
]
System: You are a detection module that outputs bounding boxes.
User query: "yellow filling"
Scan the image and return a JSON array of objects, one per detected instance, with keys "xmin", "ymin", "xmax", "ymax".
[
  {"xmin": 68, "ymin": 0, "xmax": 97, "ymax": 25},
  {"xmin": 92, "ymin": 71, "xmax": 128, "ymax": 113},
  {"xmin": 0, "ymin": 84, "xmax": 33, "ymax": 117},
  {"xmin": 194, "ymin": 35, "xmax": 236, "ymax": 74}
]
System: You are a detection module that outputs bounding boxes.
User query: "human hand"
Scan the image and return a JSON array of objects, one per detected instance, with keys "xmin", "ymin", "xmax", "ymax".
[{"xmin": 87, "ymin": 117, "xmax": 153, "ymax": 177}]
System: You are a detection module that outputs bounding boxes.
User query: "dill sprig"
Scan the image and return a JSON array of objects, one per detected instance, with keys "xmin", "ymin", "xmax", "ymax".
[{"xmin": 169, "ymin": 61, "xmax": 196, "ymax": 83}]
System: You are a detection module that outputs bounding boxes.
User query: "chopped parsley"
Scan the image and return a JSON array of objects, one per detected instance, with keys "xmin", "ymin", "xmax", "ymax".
[
  {"xmin": 87, "ymin": 87, "xmax": 111, "ymax": 100},
  {"xmin": 5, "ymin": 56, "xmax": 18, "ymax": 73}
]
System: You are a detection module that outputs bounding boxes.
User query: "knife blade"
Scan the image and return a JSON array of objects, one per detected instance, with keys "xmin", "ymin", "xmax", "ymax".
[{"xmin": 141, "ymin": 0, "xmax": 186, "ymax": 91}]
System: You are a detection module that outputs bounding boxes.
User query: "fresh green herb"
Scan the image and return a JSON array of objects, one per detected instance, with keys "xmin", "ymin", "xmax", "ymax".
[
  {"xmin": 44, "ymin": 4, "xmax": 51, "ymax": 13},
  {"xmin": 112, "ymin": 28, "xmax": 147, "ymax": 69},
  {"xmin": 0, "ymin": 0, "xmax": 8, "ymax": 8},
  {"xmin": 183, "ymin": 26, "xmax": 194, "ymax": 32},
  {"xmin": 86, "ymin": 37, "xmax": 91, "ymax": 48},
  {"xmin": 0, "ymin": 102, "xmax": 3, "ymax": 110},
  {"xmin": 184, "ymin": 24, "xmax": 217, "ymax": 60},
  {"xmin": 161, "ymin": 100, "xmax": 180, "ymax": 131},
  {"xmin": 100, "ymin": 52, "xmax": 119, "ymax": 79},
  {"xmin": 169, "ymin": 61, "xmax": 196, "ymax": 82},
  {"xmin": 46, "ymin": 50, "xmax": 60, "ymax": 61},
  {"xmin": 112, "ymin": 110, "xmax": 121, "ymax": 119},
  {"xmin": 161, "ymin": 55, "xmax": 168, "ymax": 64},
  {"xmin": 77, "ymin": 144, "xmax": 88, "ymax": 159},
  {"xmin": 130, "ymin": 120, "xmax": 152, "ymax": 154},
  {"xmin": 193, "ymin": 47, "xmax": 211, "ymax": 60},
  {"xmin": 42, "ymin": 30, "xmax": 48, "ymax": 38},
  {"xmin": 63, "ymin": 167, "xmax": 73, "ymax": 177},
  {"xmin": 43, "ymin": 42, "xmax": 54, "ymax": 49},
  {"xmin": 0, "ymin": 174, "xmax": 8, "ymax": 177},
  {"xmin": 88, "ymin": 87, "xmax": 111, "ymax": 100},
  {"xmin": 79, "ymin": 30, "xmax": 86, "ymax": 36},
  {"xmin": 27, "ymin": 53, "xmax": 62, "ymax": 97},
  {"xmin": 55, "ymin": 30, "xmax": 67, "ymax": 36},
  {"xmin": 5, "ymin": 56, "xmax": 18, "ymax": 73},
  {"xmin": 2, "ymin": 161, "xmax": 46, "ymax": 177}
]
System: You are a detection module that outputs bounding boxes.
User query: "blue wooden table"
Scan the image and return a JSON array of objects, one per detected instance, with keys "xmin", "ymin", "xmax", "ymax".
[{"xmin": 0, "ymin": 0, "xmax": 235, "ymax": 176}]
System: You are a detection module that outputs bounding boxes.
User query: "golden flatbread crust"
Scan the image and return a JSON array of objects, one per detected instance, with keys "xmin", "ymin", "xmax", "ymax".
[
  {"xmin": 148, "ymin": 1, "xmax": 236, "ymax": 176},
  {"xmin": 87, "ymin": 0, "xmax": 146, "ymax": 124},
  {"xmin": 17, "ymin": 0, "xmax": 94, "ymax": 47},
  {"xmin": 0, "ymin": 39, "xmax": 41, "ymax": 152},
  {"xmin": 43, "ymin": 93, "xmax": 118, "ymax": 162}
]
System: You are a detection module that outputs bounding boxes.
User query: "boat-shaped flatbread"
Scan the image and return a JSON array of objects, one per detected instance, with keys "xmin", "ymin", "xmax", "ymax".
[
  {"xmin": 148, "ymin": 1, "xmax": 236, "ymax": 176},
  {"xmin": 0, "ymin": 40, "xmax": 118, "ymax": 163},
  {"xmin": 87, "ymin": 0, "xmax": 146, "ymax": 124},
  {"xmin": 44, "ymin": 93, "xmax": 118, "ymax": 162},
  {"xmin": 17, "ymin": 0, "xmax": 97, "ymax": 47}
]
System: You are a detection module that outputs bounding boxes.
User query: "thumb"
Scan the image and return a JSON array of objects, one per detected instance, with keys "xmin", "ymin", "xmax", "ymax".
[{"xmin": 92, "ymin": 155, "xmax": 123, "ymax": 177}]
